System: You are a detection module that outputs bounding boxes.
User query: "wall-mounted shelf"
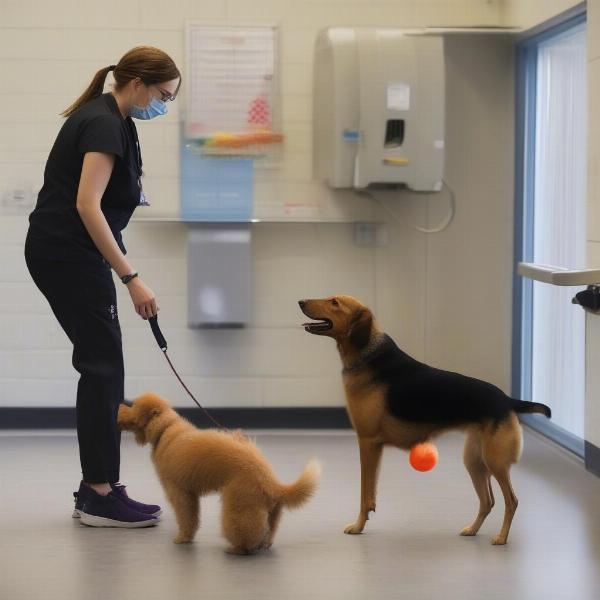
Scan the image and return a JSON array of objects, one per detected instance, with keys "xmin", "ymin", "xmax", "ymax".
[
  {"xmin": 518, "ymin": 262, "xmax": 600, "ymax": 286},
  {"xmin": 423, "ymin": 27, "xmax": 521, "ymax": 35},
  {"xmin": 130, "ymin": 217, "xmax": 381, "ymax": 224}
]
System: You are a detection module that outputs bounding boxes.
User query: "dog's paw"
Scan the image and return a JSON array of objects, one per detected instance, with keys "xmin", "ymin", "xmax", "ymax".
[
  {"xmin": 344, "ymin": 522, "xmax": 365, "ymax": 535},
  {"xmin": 173, "ymin": 535, "xmax": 193, "ymax": 544},
  {"xmin": 460, "ymin": 526, "xmax": 478, "ymax": 537},
  {"xmin": 491, "ymin": 535, "xmax": 507, "ymax": 546}
]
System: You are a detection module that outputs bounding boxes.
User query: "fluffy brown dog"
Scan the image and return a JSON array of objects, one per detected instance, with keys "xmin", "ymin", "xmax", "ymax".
[
  {"xmin": 299, "ymin": 295, "xmax": 551, "ymax": 545},
  {"xmin": 118, "ymin": 392, "xmax": 320, "ymax": 554}
]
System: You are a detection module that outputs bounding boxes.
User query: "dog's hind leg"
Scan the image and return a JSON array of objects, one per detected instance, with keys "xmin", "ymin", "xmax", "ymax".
[
  {"xmin": 481, "ymin": 414, "xmax": 522, "ymax": 545},
  {"xmin": 164, "ymin": 483, "xmax": 200, "ymax": 544},
  {"xmin": 460, "ymin": 429, "xmax": 494, "ymax": 537},
  {"xmin": 222, "ymin": 487, "xmax": 269, "ymax": 555},
  {"xmin": 344, "ymin": 438, "xmax": 383, "ymax": 535},
  {"xmin": 487, "ymin": 469, "xmax": 518, "ymax": 545},
  {"xmin": 260, "ymin": 503, "xmax": 282, "ymax": 550}
]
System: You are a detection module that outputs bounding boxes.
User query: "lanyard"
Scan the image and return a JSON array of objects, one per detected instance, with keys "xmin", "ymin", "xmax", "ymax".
[
  {"xmin": 126, "ymin": 118, "xmax": 143, "ymax": 186},
  {"xmin": 126, "ymin": 117, "xmax": 150, "ymax": 205}
]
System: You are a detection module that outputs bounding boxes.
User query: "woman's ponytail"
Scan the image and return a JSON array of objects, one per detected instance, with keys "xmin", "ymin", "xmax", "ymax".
[{"xmin": 61, "ymin": 65, "xmax": 114, "ymax": 118}]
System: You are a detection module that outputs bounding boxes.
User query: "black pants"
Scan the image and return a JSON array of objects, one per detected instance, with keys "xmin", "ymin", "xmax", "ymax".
[{"xmin": 25, "ymin": 240, "xmax": 123, "ymax": 483}]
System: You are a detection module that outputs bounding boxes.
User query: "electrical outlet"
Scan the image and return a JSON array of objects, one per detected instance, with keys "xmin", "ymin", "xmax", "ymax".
[
  {"xmin": 354, "ymin": 222, "xmax": 388, "ymax": 247},
  {"xmin": 1, "ymin": 186, "xmax": 35, "ymax": 214}
]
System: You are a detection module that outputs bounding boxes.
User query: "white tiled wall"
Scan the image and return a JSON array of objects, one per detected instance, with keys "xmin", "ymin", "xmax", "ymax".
[
  {"xmin": 1, "ymin": 0, "xmax": 515, "ymax": 409},
  {"xmin": 499, "ymin": 0, "xmax": 581, "ymax": 28}
]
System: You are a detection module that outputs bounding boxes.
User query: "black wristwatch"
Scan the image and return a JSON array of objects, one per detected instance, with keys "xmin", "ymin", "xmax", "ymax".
[{"xmin": 121, "ymin": 272, "xmax": 139, "ymax": 285}]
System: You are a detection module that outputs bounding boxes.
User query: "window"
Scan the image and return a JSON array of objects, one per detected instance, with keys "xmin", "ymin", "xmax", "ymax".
[{"xmin": 513, "ymin": 13, "xmax": 587, "ymax": 454}]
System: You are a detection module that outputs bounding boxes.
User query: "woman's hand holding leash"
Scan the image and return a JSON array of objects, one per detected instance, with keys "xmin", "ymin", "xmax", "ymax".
[{"xmin": 126, "ymin": 276, "xmax": 158, "ymax": 319}]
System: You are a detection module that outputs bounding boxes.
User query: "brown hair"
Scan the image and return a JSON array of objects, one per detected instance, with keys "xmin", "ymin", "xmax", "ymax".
[{"xmin": 62, "ymin": 46, "xmax": 181, "ymax": 117}]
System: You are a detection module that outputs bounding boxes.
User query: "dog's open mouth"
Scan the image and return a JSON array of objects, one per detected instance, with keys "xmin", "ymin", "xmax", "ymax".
[{"xmin": 303, "ymin": 318, "xmax": 332, "ymax": 333}]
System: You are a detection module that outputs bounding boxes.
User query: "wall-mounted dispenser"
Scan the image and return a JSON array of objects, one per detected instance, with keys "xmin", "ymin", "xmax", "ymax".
[
  {"xmin": 313, "ymin": 28, "xmax": 445, "ymax": 191},
  {"xmin": 188, "ymin": 225, "xmax": 251, "ymax": 328}
]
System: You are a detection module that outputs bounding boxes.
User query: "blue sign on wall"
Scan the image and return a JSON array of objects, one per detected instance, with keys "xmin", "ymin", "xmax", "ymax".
[{"xmin": 180, "ymin": 142, "xmax": 254, "ymax": 221}]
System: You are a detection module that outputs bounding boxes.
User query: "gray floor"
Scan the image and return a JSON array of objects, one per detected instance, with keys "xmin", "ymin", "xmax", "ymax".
[{"xmin": 0, "ymin": 428, "xmax": 599, "ymax": 600}]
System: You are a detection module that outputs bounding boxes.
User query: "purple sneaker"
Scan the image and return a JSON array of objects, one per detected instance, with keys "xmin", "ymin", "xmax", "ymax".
[
  {"xmin": 73, "ymin": 482, "xmax": 162, "ymax": 518},
  {"xmin": 79, "ymin": 488, "xmax": 158, "ymax": 529},
  {"xmin": 110, "ymin": 482, "xmax": 162, "ymax": 517},
  {"xmin": 72, "ymin": 481, "xmax": 92, "ymax": 518}
]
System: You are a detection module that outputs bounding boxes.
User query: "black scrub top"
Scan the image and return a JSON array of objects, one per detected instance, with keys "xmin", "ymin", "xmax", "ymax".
[{"xmin": 27, "ymin": 93, "xmax": 142, "ymax": 264}]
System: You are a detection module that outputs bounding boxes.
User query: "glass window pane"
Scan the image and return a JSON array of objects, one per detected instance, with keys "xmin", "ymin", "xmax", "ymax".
[{"xmin": 531, "ymin": 22, "xmax": 587, "ymax": 438}]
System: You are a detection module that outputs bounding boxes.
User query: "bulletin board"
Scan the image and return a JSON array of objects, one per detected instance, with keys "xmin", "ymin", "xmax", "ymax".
[
  {"xmin": 181, "ymin": 23, "xmax": 284, "ymax": 221},
  {"xmin": 184, "ymin": 23, "xmax": 283, "ymax": 160}
]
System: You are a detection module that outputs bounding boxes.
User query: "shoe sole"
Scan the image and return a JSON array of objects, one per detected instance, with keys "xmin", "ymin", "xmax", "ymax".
[
  {"xmin": 79, "ymin": 513, "xmax": 159, "ymax": 528},
  {"xmin": 73, "ymin": 508, "xmax": 161, "ymax": 518}
]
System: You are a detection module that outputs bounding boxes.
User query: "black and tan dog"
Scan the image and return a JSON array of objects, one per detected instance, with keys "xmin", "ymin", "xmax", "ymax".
[{"xmin": 299, "ymin": 295, "xmax": 551, "ymax": 545}]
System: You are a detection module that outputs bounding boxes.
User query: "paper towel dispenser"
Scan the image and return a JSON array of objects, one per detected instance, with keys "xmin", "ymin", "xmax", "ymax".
[
  {"xmin": 313, "ymin": 28, "xmax": 445, "ymax": 191},
  {"xmin": 187, "ymin": 225, "xmax": 251, "ymax": 328}
]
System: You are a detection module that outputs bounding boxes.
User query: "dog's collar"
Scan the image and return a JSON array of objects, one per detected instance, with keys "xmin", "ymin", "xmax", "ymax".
[{"xmin": 342, "ymin": 334, "xmax": 387, "ymax": 373}]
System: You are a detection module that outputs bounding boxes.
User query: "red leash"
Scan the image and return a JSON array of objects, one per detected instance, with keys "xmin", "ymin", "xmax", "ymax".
[{"xmin": 148, "ymin": 315, "xmax": 226, "ymax": 429}]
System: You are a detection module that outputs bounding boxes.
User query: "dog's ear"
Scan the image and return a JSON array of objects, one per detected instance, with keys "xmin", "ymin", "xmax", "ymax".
[
  {"xmin": 135, "ymin": 429, "xmax": 148, "ymax": 446},
  {"xmin": 348, "ymin": 308, "xmax": 373, "ymax": 349},
  {"xmin": 138, "ymin": 407, "xmax": 162, "ymax": 427}
]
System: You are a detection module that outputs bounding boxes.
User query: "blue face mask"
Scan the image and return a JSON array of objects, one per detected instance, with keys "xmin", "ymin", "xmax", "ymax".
[{"xmin": 130, "ymin": 96, "xmax": 167, "ymax": 120}]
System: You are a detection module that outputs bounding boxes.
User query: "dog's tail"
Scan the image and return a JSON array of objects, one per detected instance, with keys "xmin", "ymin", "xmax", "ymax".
[
  {"xmin": 512, "ymin": 399, "xmax": 552, "ymax": 419},
  {"xmin": 278, "ymin": 459, "xmax": 321, "ymax": 509}
]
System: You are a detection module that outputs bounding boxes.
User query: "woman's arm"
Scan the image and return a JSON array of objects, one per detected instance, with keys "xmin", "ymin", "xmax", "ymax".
[
  {"xmin": 76, "ymin": 152, "xmax": 158, "ymax": 318},
  {"xmin": 76, "ymin": 152, "xmax": 134, "ymax": 276}
]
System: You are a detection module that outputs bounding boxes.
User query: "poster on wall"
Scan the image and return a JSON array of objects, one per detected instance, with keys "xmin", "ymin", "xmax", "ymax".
[
  {"xmin": 184, "ymin": 23, "xmax": 283, "ymax": 160},
  {"xmin": 181, "ymin": 23, "xmax": 284, "ymax": 220}
]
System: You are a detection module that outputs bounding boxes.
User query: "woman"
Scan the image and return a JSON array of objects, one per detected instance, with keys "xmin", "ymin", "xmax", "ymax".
[{"xmin": 25, "ymin": 46, "xmax": 181, "ymax": 528}]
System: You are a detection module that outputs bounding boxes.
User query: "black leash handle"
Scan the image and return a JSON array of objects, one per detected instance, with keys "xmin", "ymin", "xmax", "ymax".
[
  {"xmin": 147, "ymin": 315, "xmax": 225, "ymax": 429},
  {"xmin": 149, "ymin": 315, "xmax": 167, "ymax": 351}
]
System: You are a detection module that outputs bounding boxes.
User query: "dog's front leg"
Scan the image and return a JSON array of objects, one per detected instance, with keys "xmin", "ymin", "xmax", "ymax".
[
  {"xmin": 164, "ymin": 484, "xmax": 200, "ymax": 544},
  {"xmin": 344, "ymin": 438, "xmax": 383, "ymax": 534}
]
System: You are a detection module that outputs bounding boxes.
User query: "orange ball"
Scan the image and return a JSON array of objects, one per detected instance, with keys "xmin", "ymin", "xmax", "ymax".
[{"xmin": 409, "ymin": 443, "xmax": 439, "ymax": 472}]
